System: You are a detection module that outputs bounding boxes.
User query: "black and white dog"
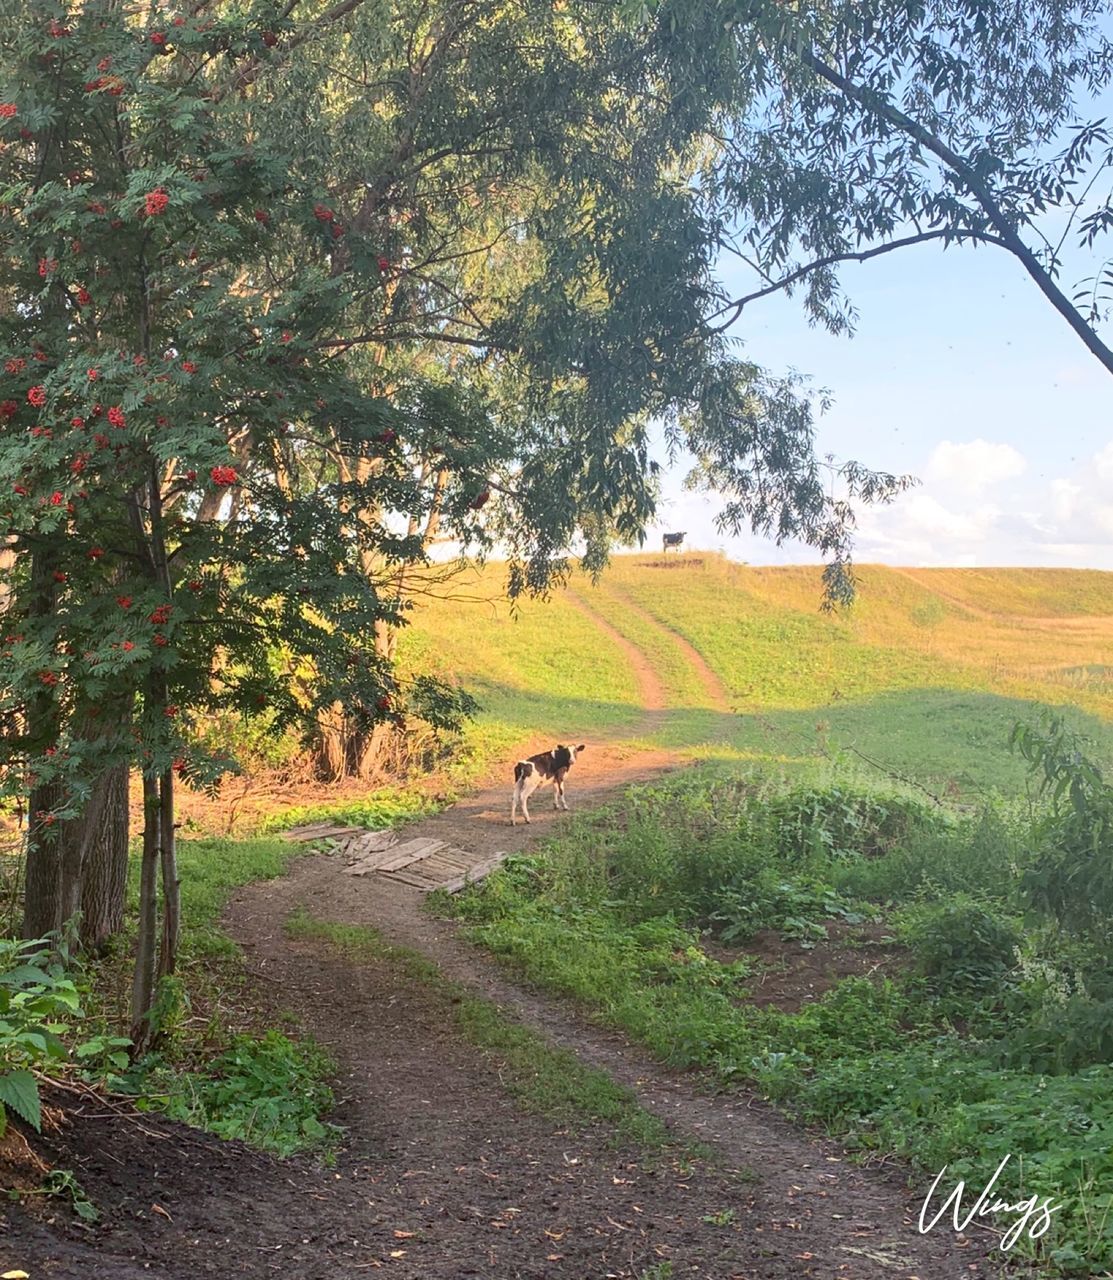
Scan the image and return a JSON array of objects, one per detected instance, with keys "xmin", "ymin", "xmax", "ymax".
[{"xmin": 511, "ymin": 744, "xmax": 586, "ymax": 825}]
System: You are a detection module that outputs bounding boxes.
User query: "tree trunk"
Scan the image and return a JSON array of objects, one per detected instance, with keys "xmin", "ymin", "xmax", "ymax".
[
  {"xmin": 314, "ymin": 693, "xmax": 400, "ymax": 780},
  {"xmin": 130, "ymin": 773, "xmax": 160, "ymax": 1053},
  {"xmin": 312, "ymin": 614, "xmax": 401, "ymax": 779},
  {"xmin": 22, "ymin": 547, "xmax": 63, "ymax": 941},
  {"xmin": 80, "ymin": 764, "xmax": 130, "ymax": 952},
  {"xmin": 57, "ymin": 771, "xmax": 112, "ymax": 938},
  {"xmin": 157, "ymin": 768, "xmax": 179, "ymax": 979},
  {"xmin": 23, "ymin": 788, "xmax": 64, "ymax": 941}
]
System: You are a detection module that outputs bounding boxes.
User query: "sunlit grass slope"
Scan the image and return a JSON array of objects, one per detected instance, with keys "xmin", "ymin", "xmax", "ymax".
[
  {"xmin": 394, "ymin": 564, "xmax": 645, "ymax": 767},
  {"xmin": 398, "ymin": 556, "xmax": 1113, "ymax": 796}
]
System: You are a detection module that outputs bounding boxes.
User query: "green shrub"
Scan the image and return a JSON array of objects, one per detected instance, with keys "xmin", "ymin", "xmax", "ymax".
[
  {"xmin": 1001, "ymin": 995, "xmax": 1113, "ymax": 1074},
  {"xmin": 0, "ymin": 936, "xmax": 81, "ymax": 1134},
  {"xmin": 1013, "ymin": 717, "xmax": 1113, "ymax": 947},
  {"xmin": 767, "ymin": 784, "xmax": 946, "ymax": 862},
  {"xmin": 710, "ymin": 873, "xmax": 867, "ymax": 944},
  {"xmin": 829, "ymin": 806, "xmax": 1021, "ymax": 905},
  {"xmin": 193, "ymin": 707, "xmax": 302, "ymax": 774},
  {"xmin": 902, "ymin": 898, "xmax": 1021, "ymax": 995},
  {"xmin": 139, "ymin": 1030, "xmax": 338, "ymax": 1156}
]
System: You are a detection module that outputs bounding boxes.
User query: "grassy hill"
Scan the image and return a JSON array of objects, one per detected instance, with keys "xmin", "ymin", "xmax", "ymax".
[{"xmin": 398, "ymin": 555, "xmax": 1113, "ymax": 797}]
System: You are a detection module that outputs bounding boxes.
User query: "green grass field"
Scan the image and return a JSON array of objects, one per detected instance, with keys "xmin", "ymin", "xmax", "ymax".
[
  {"xmin": 399, "ymin": 555, "xmax": 1113, "ymax": 796},
  {"xmin": 409, "ymin": 556, "xmax": 1113, "ymax": 1274}
]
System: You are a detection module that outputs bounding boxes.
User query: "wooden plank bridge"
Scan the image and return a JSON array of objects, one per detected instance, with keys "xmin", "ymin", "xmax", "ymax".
[{"xmin": 279, "ymin": 823, "xmax": 508, "ymax": 894}]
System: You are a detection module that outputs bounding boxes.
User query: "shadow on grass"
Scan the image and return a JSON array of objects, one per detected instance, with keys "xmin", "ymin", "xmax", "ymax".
[{"xmin": 467, "ymin": 680, "xmax": 1113, "ymax": 798}]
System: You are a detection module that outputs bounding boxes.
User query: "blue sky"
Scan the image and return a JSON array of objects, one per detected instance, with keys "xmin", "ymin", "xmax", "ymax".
[{"xmin": 652, "ymin": 236, "xmax": 1113, "ymax": 568}]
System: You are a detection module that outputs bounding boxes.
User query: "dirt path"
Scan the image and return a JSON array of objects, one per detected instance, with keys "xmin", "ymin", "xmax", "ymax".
[
  {"xmin": 5, "ymin": 599, "xmax": 1001, "ymax": 1280},
  {"xmin": 220, "ymin": 604, "xmax": 994, "ymax": 1279},
  {"xmin": 563, "ymin": 590, "xmax": 671, "ymax": 734},
  {"xmin": 224, "ymin": 849, "xmax": 995, "ymax": 1279},
  {"xmin": 604, "ymin": 584, "xmax": 733, "ymax": 713}
]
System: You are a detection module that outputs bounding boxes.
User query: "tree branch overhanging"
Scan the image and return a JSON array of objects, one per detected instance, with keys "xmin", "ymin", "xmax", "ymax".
[
  {"xmin": 712, "ymin": 228, "xmax": 1008, "ymax": 331},
  {"xmin": 800, "ymin": 49, "xmax": 1113, "ymax": 379}
]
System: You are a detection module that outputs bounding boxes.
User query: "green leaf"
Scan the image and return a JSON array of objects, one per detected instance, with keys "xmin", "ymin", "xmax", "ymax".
[
  {"xmin": 0, "ymin": 1070, "xmax": 41, "ymax": 1132},
  {"xmin": 0, "ymin": 966, "xmax": 52, "ymax": 988},
  {"xmin": 72, "ymin": 1196, "xmax": 99, "ymax": 1222}
]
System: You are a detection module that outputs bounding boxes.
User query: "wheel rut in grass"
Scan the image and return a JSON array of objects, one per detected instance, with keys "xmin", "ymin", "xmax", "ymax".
[
  {"xmin": 588, "ymin": 583, "xmax": 733, "ymax": 715},
  {"xmin": 561, "ymin": 589, "xmax": 671, "ymax": 737}
]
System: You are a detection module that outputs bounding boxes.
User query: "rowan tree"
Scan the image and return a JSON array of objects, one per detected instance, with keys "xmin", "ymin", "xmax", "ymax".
[
  {"xmin": 0, "ymin": 2, "xmax": 474, "ymax": 1038},
  {"xmin": 2, "ymin": 0, "xmax": 911, "ymax": 1046}
]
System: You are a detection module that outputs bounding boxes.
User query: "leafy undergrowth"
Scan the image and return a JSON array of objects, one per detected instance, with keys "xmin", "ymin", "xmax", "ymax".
[
  {"xmin": 130, "ymin": 1030, "xmax": 340, "ymax": 1157},
  {"xmin": 255, "ymin": 786, "xmax": 436, "ymax": 837},
  {"xmin": 437, "ymin": 752, "xmax": 1113, "ymax": 1275},
  {"xmin": 67, "ymin": 833, "xmax": 358, "ymax": 1160},
  {"xmin": 284, "ymin": 909, "xmax": 674, "ymax": 1154}
]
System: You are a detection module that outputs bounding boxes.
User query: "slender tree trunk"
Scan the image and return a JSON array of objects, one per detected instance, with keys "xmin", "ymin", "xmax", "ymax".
[
  {"xmin": 350, "ymin": 719, "xmax": 397, "ymax": 778},
  {"xmin": 22, "ymin": 546, "xmax": 63, "ymax": 940},
  {"xmin": 314, "ymin": 703, "xmax": 348, "ymax": 781},
  {"xmin": 23, "ymin": 790, "xmax": 64, "ymax": 940},
  {"xmin": 130, "ymin": 773, "xmax": 160, "ymax": 1053},
  {"xmin": 80, "ymin": 763, "xmax": 130, "ymax": 952},
  {"xmin": 157, "ymin": 768, "xmax": 179, "ymax": 979},
  {"xmin": 56, "ymin": 771, "xmax": 112, "ymax": 935}
]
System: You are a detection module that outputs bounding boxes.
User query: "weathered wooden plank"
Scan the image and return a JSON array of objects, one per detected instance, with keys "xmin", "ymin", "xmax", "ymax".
[
  {"xmin": 436, "ymin": 844, "xmax": 475, "ymax": 862},
  {"xmin": 380, "ymin": 867, "xmax": 442, "ymax": 891},
  {"xmin": 440, "ymin": 852, "xmax": 511, "ymax": 894},
  {"xmin": 343, "ymin": 845, "xmax": 414, "ymax": 876},
  {"xmin": 377, "ymin": 838, "xmax": 445, "ymax": 872},
  {"xmin": 421, "ymin": 860, "xmax": 468, "ymax": 879},
  {"xmin": 422, "ymin": 849, "xmax": 473, "ymax": 871},
  {"xmin": 342, "ymin": 830, "xmax": 397, "ymax": 857},
  {"xmin": 280, "ymin": 822, "xmax": 332, "ymax": 839},
  {"xmin": 281, "ymin": 822, "xmax": 366, "ymax": 842}
]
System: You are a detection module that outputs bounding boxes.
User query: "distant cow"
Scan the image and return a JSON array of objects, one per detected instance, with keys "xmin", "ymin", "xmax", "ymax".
[
  {"xmin": 511, "ymin": 744, "xmax": 586, "ymax": 825},
  {"xmin": 662, "ymin": 531, "xmax": 686, "ymax": 553}
]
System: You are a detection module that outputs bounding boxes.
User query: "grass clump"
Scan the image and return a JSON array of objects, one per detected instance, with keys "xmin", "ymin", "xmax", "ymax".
[
  {"xmin": 256, "ymin": 786, "xmax": 434, "ymax": 837},
  {"xmin": 135, "ymin": 1030, "xmax": 339, "ymax": 1157},
  {"xmin": 68, "ymin": 834, "xmax": 338, "ymax": 1157}
]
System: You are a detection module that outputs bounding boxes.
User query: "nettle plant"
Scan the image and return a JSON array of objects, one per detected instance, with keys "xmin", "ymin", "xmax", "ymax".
[{"xmin": 0, "ymin": 5, "xmax": 474, "ymax": 1043}]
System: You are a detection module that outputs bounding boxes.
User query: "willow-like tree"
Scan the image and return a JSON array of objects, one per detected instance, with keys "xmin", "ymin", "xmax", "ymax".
[
  {"xmin": 652, "ymin": 0, "xmax": 1113, "ymax": 373},
  {"xmin": 2, "ymin": 0, "xmax": 909, "ymax": 1046}
]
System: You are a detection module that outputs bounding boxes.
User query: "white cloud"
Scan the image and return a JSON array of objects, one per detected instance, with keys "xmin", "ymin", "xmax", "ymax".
[
  {"xmin": 924, "ymin": 439, "xmax": 1027, "ymax": 495},
  {"xmin": 852, "ymin": 439, "xmax": 1113, "ymax": 568},
  {"xmin": 648, "ymin": 433, "xmax": 1113, "ymax": 569},
  {"xmin": 1050, "ymin": 478, "xmax": 1081, "ymax": 522}
]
